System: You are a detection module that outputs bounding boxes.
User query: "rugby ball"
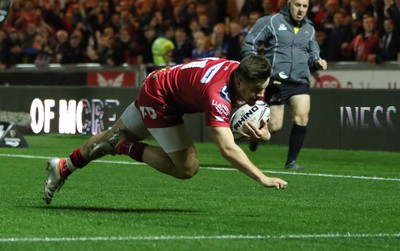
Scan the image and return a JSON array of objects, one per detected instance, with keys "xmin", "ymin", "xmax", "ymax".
[{"xmin": 230, "ymin": 100, "xmax": 270, "ymax": 140}]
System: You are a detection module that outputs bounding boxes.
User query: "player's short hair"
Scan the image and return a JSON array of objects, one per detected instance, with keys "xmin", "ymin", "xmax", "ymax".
[{"xmin": 235, "ymin": 55, "xmax": 271, "ymax": 84}]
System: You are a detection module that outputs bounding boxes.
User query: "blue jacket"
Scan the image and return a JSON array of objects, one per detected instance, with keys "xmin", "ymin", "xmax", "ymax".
[{"xmin": 241, "ymin": 6, "xmax": 321, "ymax": 84}]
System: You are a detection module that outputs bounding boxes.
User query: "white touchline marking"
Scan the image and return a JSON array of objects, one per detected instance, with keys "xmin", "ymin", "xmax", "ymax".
[
  {"xmin": 0, "ymin": 153, "xmax": 141, "ymax": 165},
  {"xmin": 0, "ymin": 233, "xmax": 399, "ymax": 243},
  {"xmin": 203, "ymin": 167, "xmax": 400, "ymax": 181},
  {"xmin": 1, "ymin": 153, "xmax": 400, "ymax": 182}
]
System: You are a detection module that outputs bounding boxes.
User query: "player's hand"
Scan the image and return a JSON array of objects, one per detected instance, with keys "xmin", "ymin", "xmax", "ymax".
[
  {"xmin": 260, "ymin": 177, "xmax": 288, "ymax": 190},
  {"xmin": 315, "ymin": 59, "xmax": 328, "ymax": 70},
  {"xmin": 242, "ymin": 120, "xmax": 271, "ymax": 141}
]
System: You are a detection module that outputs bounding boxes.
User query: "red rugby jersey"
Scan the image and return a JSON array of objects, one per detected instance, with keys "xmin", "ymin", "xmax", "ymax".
[{"xmin": 138, "ymin": 58, "xmax": 240, "ymax": 127}]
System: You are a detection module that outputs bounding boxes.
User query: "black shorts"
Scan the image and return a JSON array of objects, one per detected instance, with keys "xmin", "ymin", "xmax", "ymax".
[{"xmin": 264, "ymin": 80, "xmax": 310, "ymax": 105}]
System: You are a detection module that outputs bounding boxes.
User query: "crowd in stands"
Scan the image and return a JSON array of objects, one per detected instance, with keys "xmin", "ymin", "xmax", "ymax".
[{"xmin": 0, "ymin": 0, "xmax": 399, "ymax": 69}]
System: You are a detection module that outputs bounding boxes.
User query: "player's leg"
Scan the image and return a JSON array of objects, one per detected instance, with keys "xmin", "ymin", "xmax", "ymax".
[
  {"xmin": 94, "ymin": 125, "xmax": 199, "ymax": 179},
  {"xmin": 267, "ymin": 104, "xmax": 285, "ymax": 133},
  {"xmin": 64, "ymin": 108, "xmax": 149, "ymax": 173},
  {"xmin": 285, "ymin": 94, "xmax": 310, "ymax": 170},
  {"xmin": 289, "ymin": 94, "xmax": 310, "ymax": 126},
  {"xmin": 138, "ymin": 144, "xmax": 199, "ymax": 179},
  {"xmin": 145, "ymin": 126, "xmax": 199, "ymax": 179},
  {"xmin": 43, "ymin": 103, "xmax": 149, "ymax": 204},
  {"xmin": 93, "ymin": 103, "xmax": 199, "ymax": 179}
]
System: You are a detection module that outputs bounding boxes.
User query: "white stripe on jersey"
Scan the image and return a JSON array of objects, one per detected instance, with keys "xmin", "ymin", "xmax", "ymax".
[{"xmin": 200, "ymin": 62, "xmax": 226, "ymax": 84}]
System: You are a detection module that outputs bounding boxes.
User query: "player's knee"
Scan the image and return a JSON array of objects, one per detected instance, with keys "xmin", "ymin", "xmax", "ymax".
[
  {"xmin": 268, "ymin": 122, "xmax": 282, "ymax": 133},
  {"xmin": 175, "ymin": 169, "xmax": 198, "ymax": 179},
  {"xmin": 293, "ymin": 115, "xmax": 309, "ymax": 126},
  {"xmin": 173, "ymin": 162, "xmax": 200, "ymax": 179}
]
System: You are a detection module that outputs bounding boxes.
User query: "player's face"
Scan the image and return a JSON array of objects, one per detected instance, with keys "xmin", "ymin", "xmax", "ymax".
[
  {"xmin": 289, "ymin": 0, "xmax": 309, "ymax": 22},
  {"xmin": 237, "ymin": 78, "xmax": 269, "ymax": 106}
]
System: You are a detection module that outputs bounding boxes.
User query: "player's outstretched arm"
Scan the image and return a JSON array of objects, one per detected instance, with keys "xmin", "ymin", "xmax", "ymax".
[{"xmin": 208, "ymin": 126, "xmax": 287, "ymax": 189}]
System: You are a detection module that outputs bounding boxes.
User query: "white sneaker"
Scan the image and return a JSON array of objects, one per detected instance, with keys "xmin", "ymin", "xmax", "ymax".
[{"xmin": 43, "ymin": 158, "xmax": 66, "ymax": 205}]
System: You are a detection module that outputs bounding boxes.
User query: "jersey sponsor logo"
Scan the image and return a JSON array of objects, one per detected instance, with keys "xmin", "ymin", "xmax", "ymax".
[
  {"xmin": 201, "ymin": 62, "xmax": 225, "ymax": 84},
  {"xmin": 212, "ymin": 99, "xmax": 229, "ymax": 116},
  {"xmin": 219, "ymin": 85, "xmax": 231, "ymax": 103},
  {"xmin": 279, "ymin": 71, "xmax": 288, "ymax": 79},
  {"xmin": 278, "ymin": 23, "xmax": 287, "ymax": 31},
  {"xmin": 139, "ymin": 106, "xmax": 157, "ymax": 119}
]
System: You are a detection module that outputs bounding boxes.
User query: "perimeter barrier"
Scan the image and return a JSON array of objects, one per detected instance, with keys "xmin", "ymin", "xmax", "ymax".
[{"xmin": 0, "ymin": 62, "xmax": 399, "ymax": 152}]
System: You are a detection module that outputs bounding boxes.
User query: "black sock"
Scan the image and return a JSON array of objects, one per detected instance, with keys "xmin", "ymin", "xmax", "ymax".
[{"xmin": 287, "ymin": 124, "xmax": 307, "ymax": 164}]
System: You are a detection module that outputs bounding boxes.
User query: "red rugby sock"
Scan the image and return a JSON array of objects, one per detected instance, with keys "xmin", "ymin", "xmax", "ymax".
[
  {"xmin": 118, "ymin": 141, "xmax": 148, "ymax": 162},
  {"xmin": 69, "ymin": 148, "xmax": 89, "ymax": 168}
]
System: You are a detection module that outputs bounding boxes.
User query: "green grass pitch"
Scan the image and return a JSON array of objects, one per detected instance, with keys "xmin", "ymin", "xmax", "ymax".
[{"xmin": 0, "ymin": 134, "xmax": 399, "ymax": 251}]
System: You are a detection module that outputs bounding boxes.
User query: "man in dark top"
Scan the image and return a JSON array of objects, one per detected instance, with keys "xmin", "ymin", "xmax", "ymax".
[{"xmin": 241, "ymin": 0, "xmax": 328, "ymax": 170}]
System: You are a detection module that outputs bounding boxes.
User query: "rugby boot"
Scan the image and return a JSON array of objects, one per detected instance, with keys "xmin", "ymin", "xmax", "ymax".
[
  {"xmin": 284, "ymin": 161, "xmax": 305, "ymax": 170},
  {"xmin": 248, "ymin": 141, "xmax": 259, "ymax": 152},
  {"xmin": 43, "ymin": 158, "xmax": 67, "ymax": 205}
]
